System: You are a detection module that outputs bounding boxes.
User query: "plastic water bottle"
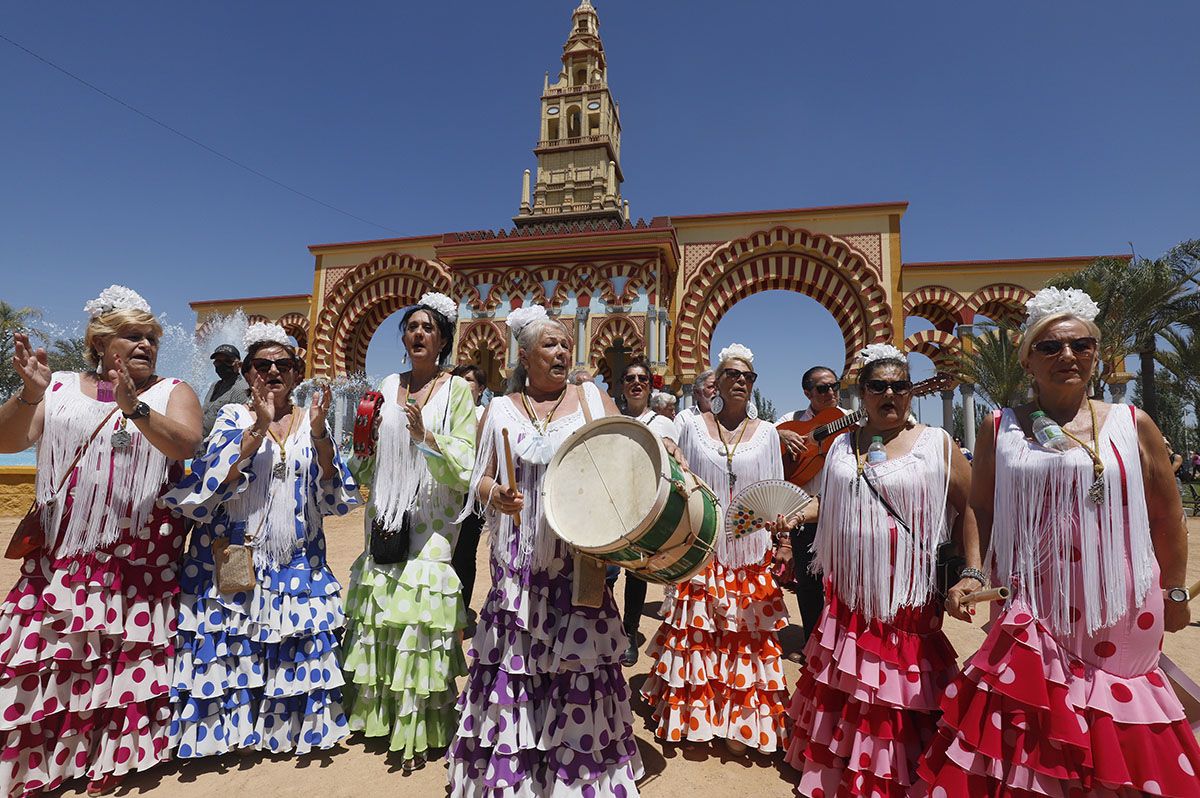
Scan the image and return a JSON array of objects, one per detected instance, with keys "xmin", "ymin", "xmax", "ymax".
[
  {"xmin": 867, "ymin": 435, "xmax": 888, "ymax": 464},
  {"xmin": 1031, "ymin": 411, "xmax": 1071, "ymax": 451}
]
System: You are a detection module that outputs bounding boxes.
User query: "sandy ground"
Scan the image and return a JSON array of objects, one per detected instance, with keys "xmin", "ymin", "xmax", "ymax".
[{"xmin": 2, "ymin": 513, "xmax": 1199, "ymax": 798}]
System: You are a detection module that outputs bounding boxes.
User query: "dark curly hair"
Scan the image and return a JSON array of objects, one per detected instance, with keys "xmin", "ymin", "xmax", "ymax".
[{"xmin": 400, "ymin": 304, "xmax": 456, "ymax": 364}]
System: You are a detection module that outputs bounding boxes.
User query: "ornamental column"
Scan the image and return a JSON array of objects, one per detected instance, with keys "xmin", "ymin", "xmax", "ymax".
[
  {"xmin": 658, "ymin": 309, "xmax": 670, "ymax": 367},
  {"xmin": 941, "ymin": 390, "xmax": 955, "ymax": 434},
  {"xmin": 961, "ymin": 384, "xmax": 977, "ymax": 450},
  {"xmin": 575, "ymin": 307, "xmax": 590, "ymax": 366}
]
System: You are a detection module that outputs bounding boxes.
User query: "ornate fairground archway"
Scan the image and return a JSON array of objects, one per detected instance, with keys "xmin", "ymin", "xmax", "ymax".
[
  {"xmin": 674, "ymin": 226, "xmax": 893, "ymax": 380},
  {"xmin": 456, "ymin": 319, "xmax": 509, "ymax": 391},
  {"xmin": 589, "ymin": 314, "xmax": 647, "ymax": 388},
  {"xmin": 310, "ymin": 252, "xmax": 452, "ymax": 378}
]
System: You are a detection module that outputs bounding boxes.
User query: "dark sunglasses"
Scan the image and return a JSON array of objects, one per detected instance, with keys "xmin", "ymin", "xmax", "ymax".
[
  {"xmin": 623, "ymin": 373, "xmax": 650, "ymax": 384},
  {"xmin": 721, "ymin": 368, "xmax": 758, "ymax": 384},
  {"xmin": 1031, "ymin": 337, "xmax": 1098, "ymax": 357},
  {"xmin": 811, "ymin": 383, "xmax": 840, "ymax": 395},
  {"xmin": 864, "ymin": 379, "xmax": 913, "ymax": 396},
  {"xmin": 250, "ymin": 357, "xmax": 297, "ymax": 374}
]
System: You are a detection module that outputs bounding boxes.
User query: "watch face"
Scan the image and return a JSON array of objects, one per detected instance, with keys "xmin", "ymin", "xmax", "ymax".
[{"xmin": 1168, "ymin": 588, "xmax": 1189, "ymax": 602}]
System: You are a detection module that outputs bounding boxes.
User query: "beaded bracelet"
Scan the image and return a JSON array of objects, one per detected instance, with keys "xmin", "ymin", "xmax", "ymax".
[{"xmin": 959, "ymin": 566, "xmax": 987, "ymax": 587}]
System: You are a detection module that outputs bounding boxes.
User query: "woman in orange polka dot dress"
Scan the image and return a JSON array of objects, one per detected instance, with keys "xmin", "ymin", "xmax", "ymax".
[
  {"xmin": 641, "ymin": 344, "xmax": 793, "ymax": 755},
  {"xmin": 784, "ymin": 345, "xmax": 976, "ymax": 797},
  {"xmin": 918, "ymin": 288, "xmax": 1200, "ymax": 797}
]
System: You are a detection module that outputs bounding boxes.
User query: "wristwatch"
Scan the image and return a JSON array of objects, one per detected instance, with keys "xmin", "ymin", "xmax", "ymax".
[
  {"xmin": 123, "ymin": 401, "xmax": 151, "ymax": 420},
  {"xmin": 1165, "ymin": 586, "xmax": 1191, "ymax": 603}
]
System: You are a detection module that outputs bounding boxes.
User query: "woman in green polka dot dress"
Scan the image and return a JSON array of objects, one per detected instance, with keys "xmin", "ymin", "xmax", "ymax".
[{"xmin": 341, "ymin": 293, "xmax": 477, "ymax": 771}]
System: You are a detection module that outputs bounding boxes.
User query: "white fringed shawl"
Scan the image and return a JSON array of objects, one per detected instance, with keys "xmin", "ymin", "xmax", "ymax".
[
  {"xmin": 371, "ymin": 373, "xmax": 453, "ymax": 532},
  {"xmin": 36, "ymin": 371, "xmax": 176, "ymax": 557},
  {"xmin": 813, "ymin": 427, "xmax": 952, "ymax": 622},
  {"xmin": 457, "ymin": 382, "xmax": 605, "ymax": 575},
  {"xmin": 677, "ymin": 411, "xmax": 784, "ymax": 569},
  {"xmin": 992, "ymin": 405, "xmax": 1153, "ymax": 636}
]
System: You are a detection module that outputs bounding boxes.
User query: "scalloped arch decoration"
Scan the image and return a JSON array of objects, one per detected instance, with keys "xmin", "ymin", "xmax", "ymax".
[
  {"xmin": 675, "ymin": 227, "xmax": 891, "ymax": 376},
  {"xmin": 969, "ymin": 283, "xmax": 1035, "ymax": 327},
  {"xmin": 588, "ymin": 315, "xmax": 645, "ymax": 372}
]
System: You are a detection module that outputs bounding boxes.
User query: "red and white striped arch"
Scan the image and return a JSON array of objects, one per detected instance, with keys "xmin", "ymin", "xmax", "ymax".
[
  {"xmin": 311, "ymin": 253, "xmax": 451, "ymax": 378},
  {"xmin": 588, "ymin": 314, "xmax": 646, "ymax": 375},
  {"xmin": 969, "ymin": 283, "xmax": 1034, "ymax": 327},
  {"xmin": 903, "ymin": 285, "xmax": 968, "ymax": 332},
  {"xmin": 276, "ymin": 312, "xmax": 310, "ymax": 351},
  {"xmin": 456, "ymin": 320, "xmax": 507, "ymax": 369},
  {"xmin": 903, "ymin": 328, "xmax": 962, "ymax": 376},
  {"xmin": 676, "ymin": 227, "xmax": 892, "ymax": 376}
]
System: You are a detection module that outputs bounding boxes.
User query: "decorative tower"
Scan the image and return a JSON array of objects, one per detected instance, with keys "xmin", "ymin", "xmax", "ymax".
[{"xmin": 514, "ymin": 0, "xmax": 625, "ymax": 226}]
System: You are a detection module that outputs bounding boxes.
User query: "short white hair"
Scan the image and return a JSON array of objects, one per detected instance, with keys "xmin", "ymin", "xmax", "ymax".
[{"xmin": 650, "ymin": 392, "xmax": 677, "ymax": 412}]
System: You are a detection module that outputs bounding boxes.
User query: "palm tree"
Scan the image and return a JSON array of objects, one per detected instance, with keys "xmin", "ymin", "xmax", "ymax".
[
  {"xmin": 47, "ymin": 337, "xmax": 90, "ymax": 374},
  {"xmin": 1050, "ymin": 241, "xmax": 1200, "ymax": 421},
  {"xmin": 0, "ymin": 301, "xmax": 46, "ymax": 400},
  {"xmin": 953, "ymin": 325, "xmax": 1030, "ymax": 410}
]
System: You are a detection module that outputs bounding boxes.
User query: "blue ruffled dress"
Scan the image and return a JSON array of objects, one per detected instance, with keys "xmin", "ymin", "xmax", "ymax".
[{"xmin": 160, "ymin": 403, "xmax": 360, "ymax": 757}]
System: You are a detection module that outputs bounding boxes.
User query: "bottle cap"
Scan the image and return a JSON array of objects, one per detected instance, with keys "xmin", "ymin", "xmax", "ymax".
[
  {"xmin": 871, "ymin": 435, "xmax": 883, "ymax": 442},
  {"xmin": 1031, "ymin": 411, "xmax": 1046, "ymax": 419}
]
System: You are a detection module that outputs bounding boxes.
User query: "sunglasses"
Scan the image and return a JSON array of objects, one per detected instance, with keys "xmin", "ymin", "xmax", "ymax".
[
  {"xmin": 250, "ymin": 357, "xmax": 297, "ymax": 374},
  {"xmin": 623, "ymin": 373, "xmax": 650, "ymax": 384},
  {"xmin": 1031, "ymin": 337, "xmax": 1098, "ymax": 357},
  {"xmin": 721, "ymin": 368, "xmax": 758, "ymax": 384},
  {"xmin": 811, "ymin": 383, "xmax": 840, "ymax": 395},
  {"xmin": 864, "ymin": 379, "xmax": 913, "ymax": 395}
]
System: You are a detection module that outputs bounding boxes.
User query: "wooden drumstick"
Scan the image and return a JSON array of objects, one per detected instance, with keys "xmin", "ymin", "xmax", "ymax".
[
  {"xmin": 962, "ymin": 586, "xmax": 1011, "ymax": 606},
  {"xmin": 1188, "ymin": 579, "xmax": 1200, "ymax": 601},
  {"xmin": 501, "ymin": 428, "xmax": 521, "ymax": 526}
]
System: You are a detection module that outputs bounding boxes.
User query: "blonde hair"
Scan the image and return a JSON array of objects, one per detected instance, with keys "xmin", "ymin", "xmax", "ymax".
[
  {"xmin": 84, "ymin": 309, "xmax": 163, "ymax": 368},
  {"xmin": 1017, "ymin": 312, "xmax": 1102, "ymax": 368}
]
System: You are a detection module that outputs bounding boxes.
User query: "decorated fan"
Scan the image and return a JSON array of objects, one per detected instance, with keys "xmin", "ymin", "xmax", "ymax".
[{"xmin": 725, "ymin": 479, "xmax": 811, "ymax": 540}]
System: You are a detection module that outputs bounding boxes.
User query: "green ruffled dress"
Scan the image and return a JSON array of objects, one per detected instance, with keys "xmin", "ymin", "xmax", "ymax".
[{"xmin": 342, "ymin": 373, "xmax": 477, "ymax": 763}]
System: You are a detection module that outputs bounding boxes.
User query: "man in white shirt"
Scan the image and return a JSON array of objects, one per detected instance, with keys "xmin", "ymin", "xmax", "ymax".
[
  {"xmin": 776, "ymin": 366, "xmax": 846, "ymax": 660},
  {"xmin": 673, "ymin": 368, "xmax": 715, "ymax": 438}
]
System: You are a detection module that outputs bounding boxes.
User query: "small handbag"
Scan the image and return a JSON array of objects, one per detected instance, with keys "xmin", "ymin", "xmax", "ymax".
[
  {"xmin": 370, "ymin": 513, "xmax": 411, "ymax": 565},
  {"xmin": 213, "ymin": 532, "xmax": 257, "ymax": 595},
  {"xmin": 5, "ymin": 406, "xmax": 121, "ymax": 560}
]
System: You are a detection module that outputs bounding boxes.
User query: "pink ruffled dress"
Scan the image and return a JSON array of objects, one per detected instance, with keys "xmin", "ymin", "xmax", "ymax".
[
  {"xmin": 786, "ymin": 426, "xmax": 959, "ymax": 797},
  {"xmin": 0, "ymin": 373, "xmax": 186, "ymax": 797},
  {"xmin": 919, "ymin": 405, "xmax": 1200, "ymax": 797}
]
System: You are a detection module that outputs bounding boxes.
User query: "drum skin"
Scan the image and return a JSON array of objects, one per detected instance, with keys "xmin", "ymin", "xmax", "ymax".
[{"xmin": 543, "ymin": 416, "xmax": 718, "ymax": 585}]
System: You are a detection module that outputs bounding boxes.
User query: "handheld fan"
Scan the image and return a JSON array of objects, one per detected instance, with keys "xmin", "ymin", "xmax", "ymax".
[{"xmin": 725, "ymin": 479, "xmax": 811, "ymax": 540}]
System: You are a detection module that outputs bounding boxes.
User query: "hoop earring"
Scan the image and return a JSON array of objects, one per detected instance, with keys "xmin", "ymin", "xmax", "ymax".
[{"xmin": 710, "ymin": 394, "xmax": 724, "ymax": 414}]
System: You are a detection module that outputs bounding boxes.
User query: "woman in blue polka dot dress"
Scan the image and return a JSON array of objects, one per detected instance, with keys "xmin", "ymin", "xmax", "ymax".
[{"xmin": 160, "ymin": 322, "xmax": 360, "ymax": 759}]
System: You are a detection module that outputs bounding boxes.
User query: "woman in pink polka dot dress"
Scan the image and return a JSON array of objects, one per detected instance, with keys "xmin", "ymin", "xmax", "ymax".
[
  {"xmin": 0, "ymin": 288, "xmax": 202, "ymax": 798},
  {"xmin": 919, "ymin": 288, "xmax": 1200, "ymax": 797}
]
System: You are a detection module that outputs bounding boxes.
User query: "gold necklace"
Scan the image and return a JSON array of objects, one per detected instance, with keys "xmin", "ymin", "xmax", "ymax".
[
  {"xmin": 267, "ymin": 409, "xmax": 300, "ymax": 480},
  {"xmin": 521, "ymin": 388, "xmax": 568, "ymax": 435},
  {"xmin": 714, "ymin": 412, "xmax": 750, "ymax": 499},
  {"xmin": 1041, "ymin": 398, "xmax": 1106, "ymax": 504}
]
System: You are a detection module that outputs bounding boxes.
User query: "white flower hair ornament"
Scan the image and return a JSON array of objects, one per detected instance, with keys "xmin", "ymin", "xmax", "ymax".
[
  {"xmin": 83, "ymin": 285, "xmax": 152, "ymax": 318},
  {"xmin": 1024, "ymin": 287, "xmax": 1100, "ymax": 329},
  {"xmin": 417, "ymin": 292, "xmax": 458, "ymax": 323},
  {"xmin": 715, "ymin": 343, "xmax": 755, "ymax": 368},
  {"xmin": 858, "ymin": 343, "xmax": 907, "ymax": 367},
  {"xmin": 505, "ymin": 304, "xmax": 549, "ymax": 336},
  {"xmin": 243, "ymin": 322, "xmax": 292, "ymax": 351}
]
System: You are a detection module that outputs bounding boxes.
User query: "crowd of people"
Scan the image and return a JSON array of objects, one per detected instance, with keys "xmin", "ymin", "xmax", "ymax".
[{"xmin": 0, "ymin": 282, "xmax": 1198, "ymax": 798}]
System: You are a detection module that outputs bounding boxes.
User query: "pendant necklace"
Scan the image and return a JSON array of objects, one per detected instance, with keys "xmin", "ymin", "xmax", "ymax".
[
  {"xmin": 110, "ymin": 375, "xmax": 155, "ymax": 452},
  {"xmin": 267, "ymin": 409, "xmax": 300, "ymax": 480},
  {"xmin": 516, "ymin": 388, "xmax": 568, "ymax": 465},
  {"xmin": 1045, "ymin": 398, "xmax": 1106, "ymax": 504},
  {"xmin": 402, "ymin": 371, "xmax": 442, "ymax": 447},
  {"xmin": 714, "ymin": 412, "xmax": 750, "ymax": 501}
]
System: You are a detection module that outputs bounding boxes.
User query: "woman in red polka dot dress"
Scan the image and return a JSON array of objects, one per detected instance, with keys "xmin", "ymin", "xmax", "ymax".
[
  {"xmin": 919, "ymin": 288, "xmax": 1200, "ymax": 797},
  {"xmin": 783, "ymin": 345, "xmax": 977, "ymax": 797},
  {"xmin": 0, "ymin": 287, "xmax": 202, "ymax": 797}
]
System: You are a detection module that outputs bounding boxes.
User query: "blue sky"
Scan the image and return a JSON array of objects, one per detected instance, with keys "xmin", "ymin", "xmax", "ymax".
[{"xmin": 3, "ymin": 2, "xmax": 1198, "ymax": 417}]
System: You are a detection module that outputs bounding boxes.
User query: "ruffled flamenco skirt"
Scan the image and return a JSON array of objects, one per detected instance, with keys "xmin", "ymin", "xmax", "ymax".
[
  {"xmin": 640, "ymin": 556, "xmax": 791, "ymax": 753},
  {"xmin": 341, "ymin": 552, "xmax": 466, "ymax": 762},
  {"xmin": 0, "ymin": 506, "xmax": 184, "ymax": 797},
  {"xmin": 917, "ymin": 604, "xmax": 1200, "ymax": 798},
  {"xmin": 785, "ymin": 588, "xmax": 958, "ymax": 797},
  {"xmin": 448, "ymin": 538, "xmax": 644, "ymax": 797},
  {"xmin": 171, "ymin": 529, "xmax": 349, "ymax": 758}
]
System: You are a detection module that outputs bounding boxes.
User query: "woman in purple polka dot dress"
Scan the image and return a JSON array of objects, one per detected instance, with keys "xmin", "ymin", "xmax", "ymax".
[
  {"xmin": 160, "ymin": 324, "xmax": 360, "ymax": 762},
  {"xmin": 447, "ymin": 305, "xmax": 644, "ymax": 797},
  {"xmin": 0, "ymin": 287, "xmax": 202, "ymax": 797}
]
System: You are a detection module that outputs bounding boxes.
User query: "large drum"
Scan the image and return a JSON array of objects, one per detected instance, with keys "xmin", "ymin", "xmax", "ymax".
[{"xmin": 543, "ymin": 416, "xmax": 719, "ymax": 585}]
